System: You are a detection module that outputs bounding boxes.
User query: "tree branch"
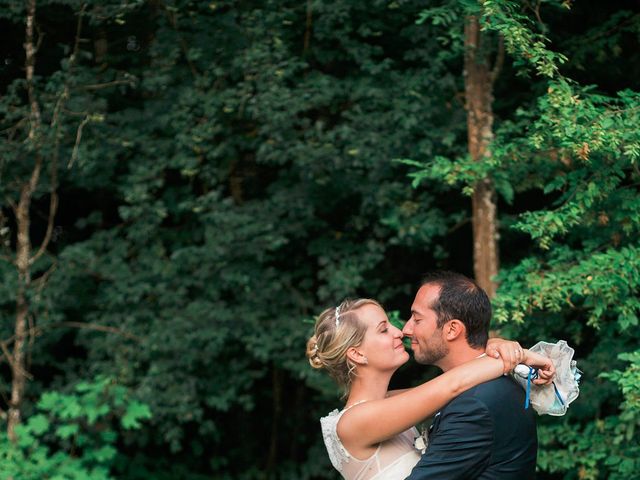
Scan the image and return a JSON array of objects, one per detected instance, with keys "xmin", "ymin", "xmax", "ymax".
[
  {"xmin": 2, "ymin": 321, "xmax": 142, "ymax": 345},
  {"xmin": 29, "ymin": 193, "xmax": 57, "ymax": 265},
  {"xmin": 0, "ymin": 118, "xmax": 28, "ymax": 139},
  {"xmin": 80, "ymin": 78, "xmax": 135, "ymax": 91},
  {"xmin": 50, "ymin": 4, "xmax": 85, "ymax": 130},
  {"xmin": 447, "ymin": 216, "xmax": 471, "ymax": 234},
  {"xmin": 0, "ymin": 341, "xmax": 33, "ymax": 381},
  {"xmin": 67, "ymin": 115, "xmax": 90, "ymax": 169},
  {"xmin": 491, "ymin": 35, "xmax": 505, "ymax": 85},
  {"xmin": 33, "ymin": 261, "xmax": 58, "ymax": 293}
]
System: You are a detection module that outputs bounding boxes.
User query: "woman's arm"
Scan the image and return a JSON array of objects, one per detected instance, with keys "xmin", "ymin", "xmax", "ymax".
[
  {"xmin": 522, "ymin": 349, "xmax": 556, "ymax": 384},
  {"xmin": 339, "ymin": 351, "xmax": 554, "ymax": 449},
  {"xmin": 386, "ymin": 339, "xmax": 533, "ymax": 397},
  {"xmin": 338, "ymin": 355, "xmax": 507, "ymax": 448},
  {"xmin": 385, "ymin": 389, "xmax": 411, "ymax": 397}
]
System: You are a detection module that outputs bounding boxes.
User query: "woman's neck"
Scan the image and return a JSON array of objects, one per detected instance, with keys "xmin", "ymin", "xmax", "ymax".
[{"xmin": 346, "ymin": 372, "xmax": 392, "ymax": 407}]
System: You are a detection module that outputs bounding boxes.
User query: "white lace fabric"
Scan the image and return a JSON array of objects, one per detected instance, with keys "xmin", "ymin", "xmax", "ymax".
[
  {"xmin": 320, "ymin": 404, "xmax": 421, "ymax": 480},
  {"xmin": 512, "ymin": 339, "xmax": 581, "ymax": 416}
]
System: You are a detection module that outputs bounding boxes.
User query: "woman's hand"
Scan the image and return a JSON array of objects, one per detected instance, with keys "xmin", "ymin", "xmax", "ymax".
[
  {"xmin": 486, "ymin": 338, "xmax": 526, "ymax": 374},
  {"xmin": 522, "ymin": 350, "xmax": 556, "ymax": 385}
]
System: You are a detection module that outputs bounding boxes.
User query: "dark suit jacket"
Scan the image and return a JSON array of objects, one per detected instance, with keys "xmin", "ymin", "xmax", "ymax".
[{"xmin": 405, "ymin": 375, "xmax": 537, "ymax": 480}]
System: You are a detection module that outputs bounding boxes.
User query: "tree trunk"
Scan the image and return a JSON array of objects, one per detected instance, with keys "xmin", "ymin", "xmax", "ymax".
[
  {"xmin": 464, "ymin": 15, "xmax": 499, "ymax": 298},
  {"xmin": 8, "ymin": 0, "xmax": 41, "ymax": 441},
  {"xmin": 8, "ymin": 190, "xmax": 33, "ymax": 442}
]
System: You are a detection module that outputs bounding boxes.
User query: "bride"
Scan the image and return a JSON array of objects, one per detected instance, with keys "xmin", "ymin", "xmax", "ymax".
[{"xmin": 306, "ymin": 298, "xmax": 555, "ymax": 480}]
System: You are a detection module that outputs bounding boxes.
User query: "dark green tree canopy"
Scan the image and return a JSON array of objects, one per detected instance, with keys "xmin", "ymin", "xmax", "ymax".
[{"xmin": 0, "ymin": 0, "xmax": 638, "ymax": 478}]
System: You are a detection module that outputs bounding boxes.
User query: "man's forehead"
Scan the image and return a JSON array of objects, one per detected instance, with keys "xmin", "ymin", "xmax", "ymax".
[{"xmin": 412, "ymin": 283, "xmax": 440, "ymax": 312}]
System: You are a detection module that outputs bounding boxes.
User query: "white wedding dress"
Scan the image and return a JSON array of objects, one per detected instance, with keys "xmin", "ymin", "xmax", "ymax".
[{"xmin": 320, "ymin": 403, "xmax": 421, "ymax": 480}]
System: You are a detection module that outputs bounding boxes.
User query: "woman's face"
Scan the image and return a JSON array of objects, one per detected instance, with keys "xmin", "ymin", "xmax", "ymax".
[{"xmin": 356, "ymin": 304, "xmax": 409, "ymax": 371}]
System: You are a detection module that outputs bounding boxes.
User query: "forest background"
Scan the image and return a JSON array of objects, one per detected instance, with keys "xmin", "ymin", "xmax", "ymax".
[{"xmin": 0, "ymin": 0, "xmax": 639, "ymax": 478}]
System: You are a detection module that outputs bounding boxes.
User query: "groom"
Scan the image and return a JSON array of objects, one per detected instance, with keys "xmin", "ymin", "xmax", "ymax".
[{"xmin": 402, "ymin": 271, "xmax": 537, "ymax": 479}]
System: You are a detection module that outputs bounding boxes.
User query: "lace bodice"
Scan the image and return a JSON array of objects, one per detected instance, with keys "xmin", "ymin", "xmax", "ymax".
[{"xmin": 320, "ymin": 404, "xmax": 421, "ymax": 480}]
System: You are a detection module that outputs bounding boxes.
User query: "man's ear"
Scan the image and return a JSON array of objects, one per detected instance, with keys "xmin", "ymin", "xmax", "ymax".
[
  {"xmin": 443, "ymin": 319, "xmax": 465, "ymax": 341},
  {"xmin": 346, "ymin": 347, "xmax": 368, "ymax": 365}
]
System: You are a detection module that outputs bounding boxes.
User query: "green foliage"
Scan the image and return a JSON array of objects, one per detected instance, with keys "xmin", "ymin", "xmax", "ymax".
[
  {"xmin": 0, "ymin": 0, "xmax": 638, "ymax": 478},
  {"xmin": 536, "ymin": 352, "xmax": 640, "ymax": 479},
  {"xmin": 404, "ymin": 2, "xmax": 640, "ymax": 479},
  {"xmin": 602, "ymin": 351, "xmax": 640, "ymax": 416},
  {"xmin": 493, "ymin": 245, "xmax": 640, "ymax": 330},
  {"xmin": 415, "ymin": 1, "xmax": 466, "ymax": 63},
  {"xmin": 0, "ymin": 377, "xmax": 151, "ymax": 480},
  {"xmin": 480, "ymin": 0, "xmax": 569, "ymax": 77},
  {"xmin": 3, "ymin": 0, "xmax": 463, "ymax": 477}
]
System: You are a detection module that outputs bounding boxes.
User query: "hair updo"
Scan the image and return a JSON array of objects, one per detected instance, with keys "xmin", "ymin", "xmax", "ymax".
[{"xmin": 306, "ymin": 298, "xmax": 382, "ymax": 395}]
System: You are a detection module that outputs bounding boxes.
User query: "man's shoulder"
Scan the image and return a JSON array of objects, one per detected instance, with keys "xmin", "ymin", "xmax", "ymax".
[
  {"xmin": 435, "ymin": 375, "xmax": 532, "ymax": 440},
  {"xmin": 449, "ymin": 375, "xmax": 524, "ymax": 410},
  {"xmin": 470, "ymin": 374, "xmax": 521, "ymax": 394}
]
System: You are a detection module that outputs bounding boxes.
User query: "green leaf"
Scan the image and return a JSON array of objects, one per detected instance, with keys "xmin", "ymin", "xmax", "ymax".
[
  {"xmin": 27, "ymin": 414, "xmax": 50, "ymax": 435},
  {"xmin": 121, "ymin": 401, "xmax": 152, "ymax": 429},
  {"xmin": 55, "ymin": 423, "xmax": 79, "ymax": 440}
]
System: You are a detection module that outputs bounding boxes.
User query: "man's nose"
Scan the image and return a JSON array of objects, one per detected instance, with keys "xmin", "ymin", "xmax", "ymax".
[{"xmin": 402, "ymin": 321, "xmax": 413, "ymax": 336}]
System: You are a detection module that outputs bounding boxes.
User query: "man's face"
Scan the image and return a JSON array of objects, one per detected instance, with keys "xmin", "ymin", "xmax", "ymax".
[{"xmin": 402, "ymin": 283, "xmax": 449, "ymax": 366}]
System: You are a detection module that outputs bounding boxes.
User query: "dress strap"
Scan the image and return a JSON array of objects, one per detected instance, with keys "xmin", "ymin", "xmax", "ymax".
[
  {"xmin": 320, "ymin": 409, "xmax": 348, "ymax": 472},
  {"xmin": 319, "ymin": 400, "xmax": 368, "ymax": 473}
]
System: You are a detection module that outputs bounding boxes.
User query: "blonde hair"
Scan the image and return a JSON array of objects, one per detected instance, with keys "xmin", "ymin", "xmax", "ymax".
[{"xmin": 306, "ymin": 298, "xmax": 382, "ymax": 395}]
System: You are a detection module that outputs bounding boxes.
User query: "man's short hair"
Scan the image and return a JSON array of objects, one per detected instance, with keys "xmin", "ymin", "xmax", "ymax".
[{"xmin": 421, "ymin": 271, "xmax": 491, "ymax": 348}]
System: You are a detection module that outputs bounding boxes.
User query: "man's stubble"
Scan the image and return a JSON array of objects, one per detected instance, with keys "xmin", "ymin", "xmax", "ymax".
[{"xmin": 414, "ymin": 329, "xmax": 449, "ymax": 366}]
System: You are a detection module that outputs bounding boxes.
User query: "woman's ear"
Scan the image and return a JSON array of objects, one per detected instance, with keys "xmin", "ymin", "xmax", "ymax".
[
  {"xmin": 346, "ymin": 347, "xmax": 368, "ymax": 365},
  {"xmin": 443, "ymin": 319, "xmax": 465, "ymax": 341}
]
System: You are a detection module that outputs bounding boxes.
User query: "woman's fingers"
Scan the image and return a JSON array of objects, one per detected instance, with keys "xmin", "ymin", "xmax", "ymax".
[
  {"xmin": 524, "ymin": 350, "xmax": 556, "ymax": 385},
  {"xmin": 533, "ymin": 374, "xmax": 554, "ymax": 385},
  {"xmin": 494, "ymin": 340, "xmax": 523, "ymax": 373},
  {"xmin": 537, "ymin": 363, "xmax": 556, "ymax": 385}
]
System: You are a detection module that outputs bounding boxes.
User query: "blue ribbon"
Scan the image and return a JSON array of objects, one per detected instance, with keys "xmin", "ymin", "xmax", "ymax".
[
  {"xmin": 524, "ymin": 367, "xmax": 540, "ymax": 409},
  {"xmin": 524, "ymin": 368, "xmax": 566, "ymax": 410},
  {"xmin": 552, "ymin": 381, "xmax": 565, "ymax": 406}
]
